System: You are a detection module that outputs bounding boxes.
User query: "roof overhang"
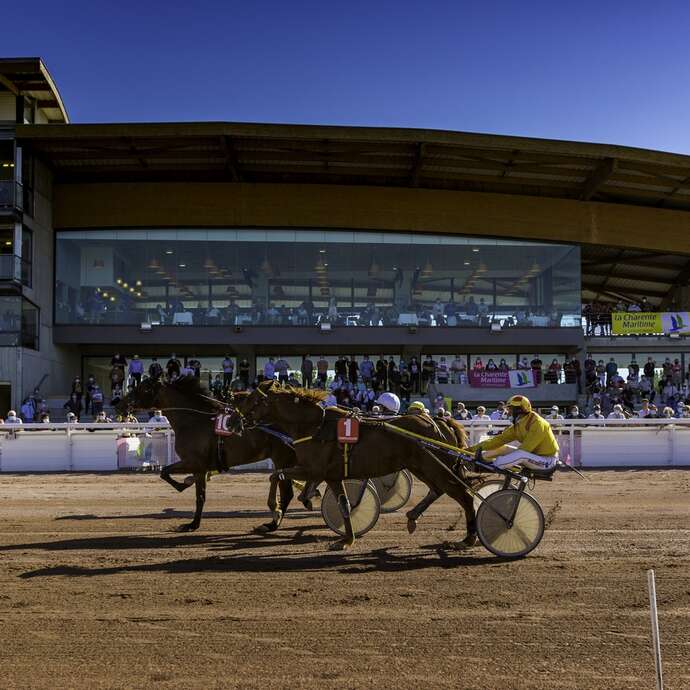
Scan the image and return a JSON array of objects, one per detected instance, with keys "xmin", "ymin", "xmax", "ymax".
[{"xmin": 0, "ymin": 57, "xmax": 69, "ymax": 124}]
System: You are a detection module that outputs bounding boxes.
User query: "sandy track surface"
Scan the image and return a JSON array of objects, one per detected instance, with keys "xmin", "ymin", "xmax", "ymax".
[{"xmin": 0, "ymin": 470, "xmax": 689, "ymax": 689}]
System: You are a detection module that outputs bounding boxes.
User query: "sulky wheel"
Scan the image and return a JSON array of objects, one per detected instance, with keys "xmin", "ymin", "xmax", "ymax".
[
  {"xmin": 472, "ymin": 479, "xmax": 505, "ymax": 514},
  {"xmin": 372, "ymin": 470, "xmax": 414, "ymax": 513},
  {"xmin": 321, "ymin": 479, "xmax": 381, "ymax": 538},
  {"xmin": 476, "ymin": 489, "xmax": 545, "ymax": 559}
]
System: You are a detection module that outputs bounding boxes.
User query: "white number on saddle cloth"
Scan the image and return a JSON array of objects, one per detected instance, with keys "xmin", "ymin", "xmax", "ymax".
[
  {"xmin": 214, "ymin": 414, "xmax": 234, "ymax": 437},
  {"xmin": 337, "ymin": 417, "xmax": 360, "ymax": 443}
]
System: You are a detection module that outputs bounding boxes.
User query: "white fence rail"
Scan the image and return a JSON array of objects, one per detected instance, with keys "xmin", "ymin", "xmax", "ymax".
[{"xmin": 1, "ymin": 420, "xmax": 690, "ymax": 472}]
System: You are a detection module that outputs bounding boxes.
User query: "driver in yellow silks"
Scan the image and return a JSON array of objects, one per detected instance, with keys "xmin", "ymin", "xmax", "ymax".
[{"xmin": 469, "ymin": 395, "xmax": 559, "ymax": 470}]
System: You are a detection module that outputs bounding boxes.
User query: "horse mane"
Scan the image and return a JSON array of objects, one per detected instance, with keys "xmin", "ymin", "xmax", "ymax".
[
  {"xmin": 444, "ymin": 417, "xmax": 469, "ymax": 448},
  {"xmin": 164, "ymin": 375, "xmax": 221, "ymax": 410},
  {"xmin": 269, "ymin": 385, "xmax": 329, "ymax": 404}
]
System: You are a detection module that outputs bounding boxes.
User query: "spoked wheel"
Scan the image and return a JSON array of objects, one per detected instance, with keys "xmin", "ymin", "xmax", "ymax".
[
  {"xmin": 476, "ymin": 489, "xmax": 545, "ymax": 559},
  {"xmin": 372, "ymin": 470, "xmax": 413, "ymax": 513},
  {"xmin": 472, "ymin": 479, "xmax": 505, "ymax": 513},
  {"xmin": 321, "ymin": 479, "xmax": 381, "ymax": 538}
]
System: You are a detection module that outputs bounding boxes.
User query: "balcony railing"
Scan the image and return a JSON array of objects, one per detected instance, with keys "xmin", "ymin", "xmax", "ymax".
[
  {"xmin": 0, "ymin": 180, "xmax": 24, "ymax": 212},
  {"xmin": 0, "ymin": 255, "xmax": 30, "ymax": 286}
]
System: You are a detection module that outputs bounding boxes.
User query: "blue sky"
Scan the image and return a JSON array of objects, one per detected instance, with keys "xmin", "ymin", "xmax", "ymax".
[{"xmin": 5, "ymin": 1, "xmax": 690, "ymax": 153}]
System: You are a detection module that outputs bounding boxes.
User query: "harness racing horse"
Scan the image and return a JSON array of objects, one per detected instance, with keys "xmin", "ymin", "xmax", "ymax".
[
  {"xmin": 235, "ymin": 381, "xmax": 477, "ymax": 551},
  {"xmin": 119, "ymin": 377, "xmax": 300, "ymax": 533}
]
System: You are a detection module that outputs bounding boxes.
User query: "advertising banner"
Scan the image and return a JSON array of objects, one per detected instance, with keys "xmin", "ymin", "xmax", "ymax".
[
  {"xmin": 612, "ymin": 312, "xmax": 690, "ymax": 336},
  {"xmin": 468, "ymin": 370, "xmax": 535, "ymax": 388},
  {"xmin": 508, "ymin": 369, "xmax": 536, "ymax": 388}
]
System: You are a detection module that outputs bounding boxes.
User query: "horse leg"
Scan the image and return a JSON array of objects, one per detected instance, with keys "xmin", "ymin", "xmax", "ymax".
[
  {"xmin": 176, "ymin": 471, "xmax": 207, "ymax": 532},
  {"xmin": 161, "ymin": 460, "xmax": 195, "ymax": 493},
  {"xmin": 297, "ymin": 480, "xmax": 321, "ymax": 510},
  {"xmin": 326, "ymin": 479, "xmax": 355, "ymax": 551},
  {"xmin": 405, "ymin": 487, "xmax": 441, "ymax": 534},
  {"xmin": 254, "ymin": 473, "xmax": 294, "ymax": 534}
]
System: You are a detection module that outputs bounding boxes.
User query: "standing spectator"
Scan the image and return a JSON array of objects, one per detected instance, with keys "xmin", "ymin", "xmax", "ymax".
[
  {"xmin": 70, "ymin": 376, "xmax": 83, "ymax": 412},
  {"xmin": 485, "ymin": 358, "xmax": 498, "ymax": 371},
  {"xmin": 399, "ymin": 367, "xmax": 412, "ymax": 403},
  {"xmin": 432, "ymin": 298, "xmax": 445, "ymax": 326},
  {"xmin": 20, "ymin": 398, "xmax": 36, "ymax": 422},
  {"xmin": 563, "ymin": 356, "xmax": 577, "ymax": 385},
  {"xmin": 129, "ymin": 355, "xmax": 144, "ymax": 388},
  {"xmin": 111, "ymin": 352, "xmax": 127, "ymax": 371},
  {"xmin": 530, "ymin": 354, "xmax": 543, "ymax": 385},
  {"xmin": 166, "ymin": 353, "xmax": 181, "ymax": 380},
  {"xmin": 85, "ymin": 373, "xmax": 97, "ymax": 415},
  {"xmin": 360, "ymin": 355, "xmax": 374, "ymax": 385},
  {"xmin": 409, "ymin": 356, "xmax": 420, "ymax": 394},
  {"xmin": 210, "ymin": 374, "xmax": 223, "ymax": 398},
  {"xmin": 545, "ymin": 358, "xmax": 561, "ymax": 384},
  {"xmin": 387, "ymin": 357, "xmax": 399, "ymax": 393},
  {"xmin": 238, "ymin": 358, "xmax": 250, "ymax": 389},
  {"xmin": 451, "ymin": 355, "xmax": 467, "ymax": 384},
  {"xmin": 316, "ymin": 356, "xmax": 329, "ymax": 387},
  {"xmin": 91, "ymin": 386, "xmax": 104, "ymax": 416},
  {"xmin": 595, "ymin": 360, "xmax": 606, "ymax": 388},
  {"xmin": 518, "ymin": 356, "xmax": 530, "ymax": 370},
  {"xmin": 188, "ymin": 356, "xmax": 202, "ymax": 378},
  {"xmin": 263, "ymin": 357, "xmax": 276, "ymax": 382},
  {"xmin": 643, "ymin": 356, "xmax": 656, "ymax": 379},
  {"xmin": 274, "ymin": 356, "xmax": 289, "ymax": 384},
  {"xmin": 348, "ymin": 356, "xmax": 359, "ymax": 386},
  {"xmin": 301, "ymin": 355, "xmax": 314, "ymax": 389},
  {"xmin": 662, "ymin": 377, "xmax": 679, "ymax": 406},
  {"xmin": 421, "ymin": 354, "xmax": 436, "ymax": 393},
  {"xmin": 335, "ymin": 356, "xmax": 348, "ymax": 380},
  {"xmin": 628, "ymin": 355, "xmax": 640, "ymax": 380},
  {"xmin": 64, "ymin": 393, "xmax": 82, "ymax": 420},
  {"xmin": 472, "ymin": 357, "xmax": 484, "ymax": 371},
  {"xmin": 148, "ymin": 358, "xmax": 163, "ymax": 381},
  {"xmin": 497, "ymin": 358, "xmax": 510, "ymax": 371},
  {"xmin": 672, "ymin": 358, "xmax": 682, "ymax": 387},
  {"xmin": 110, "ymin": 364, "xmax": 125, "ymax": 394},
  {"xmin": 662, "ymin": 357, "xmax": 673, "ymax": 380},
  {"xmin": 222, "ymin": 355, "xmax": 234, "ymax": 389},
  {"xmin": 436, "ymin": 356, "xmax": 450, "ymax": 384},
  {"xmin": 604, "ymin": 358, "xmax": 618, "ymax": 387}
]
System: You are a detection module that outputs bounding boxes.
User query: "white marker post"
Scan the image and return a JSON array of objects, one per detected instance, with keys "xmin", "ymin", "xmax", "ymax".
[{"xmin": 647, "ymin": 569, "xmax": 663, "ymax": 690}]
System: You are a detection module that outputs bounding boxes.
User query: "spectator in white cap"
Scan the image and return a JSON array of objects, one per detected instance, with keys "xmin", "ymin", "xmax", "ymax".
[
  {"xmin": 474, "ymin": 406, "xmax": 490, "ymax": 420},
  {"xmin": 5, "ymin": 410, "xmax": 22, "ymax": 425},
  {"xmin": 547, "ymin": 405, "xmax": 564, "ymax": 420}
]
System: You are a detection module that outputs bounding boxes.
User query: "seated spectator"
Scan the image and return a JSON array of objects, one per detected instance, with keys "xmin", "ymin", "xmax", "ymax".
[
  {"xmin": 661, "ymin": 406, "xmax": 676, "ymax": 419},
  {"xmin": 566, "ymin": 405, "xmax": 586, "ymax": 419},
  {"xmin": 149, "ymin": 409, "xmax": 169, "ymax": 424},
  {"xmin": 94, "ymin": 411, "xmax": 112, "ymax": 423},
  {"xmin": 453, "ymin": 402, "xmax": 472, "ymax": 420},
  {"xmin": 587, "ymin": 405, "xmax": 605, "ymax": 420},
  {"xmin": 676, "ymin": 402, "xmax": 690, "ymax": 418},
  {"xmin": 607, "ymin": 404, "xmax": 626, "ymax": 420},
  {"xmin": 474, "ymin": 406, "xmax": 490, "ymax": 420},
  {"xmin": 4, "ymin": 410, "xmax": 22, "ymax": 425},
  {"xmin": 546, "ymin": 405, "xmax": 564, "ymax": 420},
  {"xmin": 490, "ymin": 402, "xmax": 506, "ymax": 420}
]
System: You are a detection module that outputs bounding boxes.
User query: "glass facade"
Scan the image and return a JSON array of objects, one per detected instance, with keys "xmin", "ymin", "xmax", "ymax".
[
  {"xmin": 55, "ymin": 229, "xmax": 581, "ymax": 328},
  {"xmin": 0, "ymin": 296, "xmax": 39, "ymax": 349}
]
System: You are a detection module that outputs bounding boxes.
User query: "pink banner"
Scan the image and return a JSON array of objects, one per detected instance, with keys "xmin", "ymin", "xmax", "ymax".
[{"xmin": 468, "ymin": 370, "xmax": 510, "ymax": 388}]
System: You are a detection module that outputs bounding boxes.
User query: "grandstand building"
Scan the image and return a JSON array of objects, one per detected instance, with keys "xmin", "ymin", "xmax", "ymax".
[{"xmin": 2, "ymin": 56, "xmax": 690, "ymax": 414}]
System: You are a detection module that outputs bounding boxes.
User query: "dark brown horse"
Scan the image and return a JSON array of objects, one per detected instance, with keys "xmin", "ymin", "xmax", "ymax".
[
  {"xmin": 119, "ymin": 377, "xmax": 299, "ymax": 533},
  {"xmin": 235, "ymin": 381, "xmax": 477, "ymax": 551}
]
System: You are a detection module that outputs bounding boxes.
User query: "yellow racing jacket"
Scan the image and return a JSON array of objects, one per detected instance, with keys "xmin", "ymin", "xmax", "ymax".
[{"xmin": 471, "ymin": 411, "xmax": 559, "ymax": 456}]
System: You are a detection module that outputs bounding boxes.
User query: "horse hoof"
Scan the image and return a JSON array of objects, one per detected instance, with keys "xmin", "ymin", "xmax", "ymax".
[
  {"xmin": 175, "ymin": 522, "xmax": 198, "ymax": 533},
  {"xmin": 328, "ymin": 539, "xmax": 351, "ymax": 551},
  {"xmin": 301, "ymin": 499, "xmax": 314, "ymax": 511},
  {"xmin": 407, "ymin": 518, "xmax": 417, "ymax": 535},
  {"xmin": 254, "ymin": 522, "xmax": 276, "ymax": 534}
]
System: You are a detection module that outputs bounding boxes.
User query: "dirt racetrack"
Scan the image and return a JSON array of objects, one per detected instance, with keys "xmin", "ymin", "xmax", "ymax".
[{"xmin": 0, "ymin": 470, "xmax": 689, "ymax": 690}]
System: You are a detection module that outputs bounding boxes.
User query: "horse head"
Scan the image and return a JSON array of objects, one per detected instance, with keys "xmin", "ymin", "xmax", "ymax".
[{"xmin": 118, "ymin": 377, "xmax": 163, "ymax": 414}]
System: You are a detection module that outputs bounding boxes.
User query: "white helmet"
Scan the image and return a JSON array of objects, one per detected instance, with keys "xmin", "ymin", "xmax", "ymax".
[{"xmin": 375, "ymin": 392, "xmax": 400, "ymax": 414}]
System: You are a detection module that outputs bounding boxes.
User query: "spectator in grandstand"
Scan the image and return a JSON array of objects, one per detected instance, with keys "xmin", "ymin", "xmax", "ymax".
[
  {"xmin": 643, "ymin": 356, "xmax": 656, "ymax": 379},
  {"xmin": 545, "ymin": 358, "xmax": 561, "ymax": 384},
  {"xmin": 588, "ymin": 405, "xmax": 605, "ymax": 420},
  {"xmin": 594, "ymin": 360, "xmax": 606, "ymax": 388},
  {"xmin": 432, "ymin": 298, "xmax": 445, "ymax": 326},
  {"xmin": 399, "ymin": 367, "xmax": 412, "ymax": 403},
  {"xmin": 166, "ymin": 353, "xmax": 181, "ymax": 380},
  {"xmin": 5, "ymin": 410, "xmax": 22, "ymax": 425},
  {"xmin": 221, "ymin": 355, "xmax": 234, "ymax": 388},
  {"xmin": 451, "ymin": 355, "xmax": 467, "ymax": 384},
  {"xmin": 70, "ymin": 376, "xmax": 83, "ymax": 410},
  {"xmin": 498, "ymin": 358, "xmax": 510, "ymax": 371},
  {"xmin": 604, "ymin": 358, "xmax": 618, "ymax": 387},
  {"xmin": 359, "ymin": 355, "xmax": 374, "ymax": 385},
  {"xmin": 408, "ymin": 356, "xmax": 420, "ymax": 393},
  {"xmin": 474, "ymin": 406, "xmax": 490, "ymax": 420},
  {"xmin": 677, "ymin": 402, "xmax": 690, "ymax": 418},
  {"xmin": 628, "ymin": 301, "xmax": 641, "ymax": 312},
  {"xmin": 607, "ymin": 404, "xmax": 627, "ymax": 420},
  {"xmin": 348, "ymin": 356, "xmax": 360, "ymax": 385},
  {"xmin": 40, "ymin": 413, "xmax": 51, "ymax": 424},
  {"xmin": 148, "ymin": 358, "xmax": 163, "ymax": 381},
  {"xmin": 472, "ymin": 356, "xmax": 484, "ymax": 371},
  {"xmin": 518, "ymin": 356, "xmax": 530, "ymax": 370},
  {"xmin": 90, "ymin": 386, "xmax": 104, "ymax": 416},
  {"xmin": 149, "ymin": 409, "xmax": 169, "ymax": 424},
  {"xmin": 421, "ymin": 355, "xmax": 436, "ymax": 392},
  {"xmin": 661, "ymin": 377, "xmax": 680, "ymax": 407},
  {"xmin": 388, "ymin": 358, "xmax": 400, "ymax": 393},
  {"xmin": 546, "ymin": 405, "xmax": 564, "ymax": 420},
  {"xmin": 453, "ymin": 402, "xmax": 472, "ymax": 421},
  {"xmin": 672, "ymin": 358, "xmax": 683, "ymax": 387},
  {"xmin": 20, "ymin": 398, "xmax": 35, "ymax": 422},
  {"xmin": 65, "ymin": 412, "xmax": 77, "ymax": 423},
  {"xmin": 210, "ymin": 374, "xmax": 223, "ymax": 398},
  {"xmin": 129, "ymin": 355, "xmax": 144, "ymax": 388},
  {"xmin": 661, "ymin": 406, "xmax": 676, "ymax": 419},
  {"xmin": 485, "ymin": 358, "xmax": 498, "ymax": 371},
  {"xmin": 490, "ymin": 402, "xmax": 506, "ymax": 420},
  {"xmin": 238, "ymin": 358, "xmax": 251, "ymax": 389},
  {"xmin": 63, "ymin": 393, "xmax": 82, "ymax": 420},
  {"xmin": 111, "ymin": 352, "xmax": 127, "ymax": 370},
  {"xmin": 530, "ymin": 355, "xmax": 543, "ymax": 384},
  {"xmin": 375, "ymin": 356, "xmax": 388, "ymax": 391},
  {"xmin": 566, "ymin": 405, "xmax": 586, "ymax": 419},
  {"xmin": 301, "ymin": 355, "xmax": 314, "ymax": 389},
  {"xmin": 94, "ymin": 410, "xmax": 112, "ymax": 423},
  {"xmin": 263, "ymin": 356, "xmax": 276, "ymax": 382},
  {"xmin": 316, "ymin": 356, "xmax": 329, "ymax": 386},
  {"xmin": 639, "ymin": 375, "xmax": 655, "ymax": 403},
  {"xmin": 628, "ymin": 355, "xmax": 640, "ymax": 379},
  {"xmin": 274, "ymin": 356, "xmax": 289, "ymax": 384},
  {"xmin": 436, "ymin": 356, "xmax": 450, "ymax": 384}
]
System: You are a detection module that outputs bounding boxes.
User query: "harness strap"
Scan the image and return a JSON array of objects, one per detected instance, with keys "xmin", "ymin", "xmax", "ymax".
[
  {"xmin": 381, "ymin": 421, "xmax": 466, "ymax": 454},
  {"xmin": 293, "ymin": 436, "xmax": 313, "ymax": 445},
  {"xmin": 256, "ymin": 425, "xmax": 296, "ymax": 447},
  {"xmin": 343, "ymin": 442, "xmax": 350, "ymax": 478}
]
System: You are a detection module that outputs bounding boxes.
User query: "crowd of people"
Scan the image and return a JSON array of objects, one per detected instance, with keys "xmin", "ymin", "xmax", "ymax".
[{"xmin": 582, "ymin": 298, "xmax": 652, "ymax": 336}]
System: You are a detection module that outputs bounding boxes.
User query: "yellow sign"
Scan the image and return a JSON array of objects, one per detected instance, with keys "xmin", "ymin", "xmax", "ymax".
[{"xmin": 612, "ymin": 312, "xmax": 663, "ymax": 335}]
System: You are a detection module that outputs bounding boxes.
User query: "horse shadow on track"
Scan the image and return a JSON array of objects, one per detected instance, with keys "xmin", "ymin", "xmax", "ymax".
[
  {"xmin": 55, "ymin": 508, "xmax": 315, "ymax": 522},
  {"xmin": 15, "ymin": 533, "xmax": 505, "ymax": 579}
]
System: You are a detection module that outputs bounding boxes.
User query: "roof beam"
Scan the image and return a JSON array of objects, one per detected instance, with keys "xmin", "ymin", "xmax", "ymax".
[
  {"xmin": 0, "ymin": 74, "xmax": 19, "ymax": 95},
  {"xmin": 582, "ymin": 280, "xmax": 668, "ymax": 298},
  {"xmin": 659, "ymin": 257, "xmax": 690, "ymax": 309},
  {"xmin": 580, "ymin": 157, "xmax": 617, "ymax": 200},
  {"xmin": 219, "ymin": 136, "xmax": 241, "ymax": 182},
  {"xmin": 409, "ymin": 143, "xmax": 426, "ymax": 187}
]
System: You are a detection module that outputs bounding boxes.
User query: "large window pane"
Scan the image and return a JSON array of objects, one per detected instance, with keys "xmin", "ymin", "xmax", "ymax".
[{"xmin": 55, "ymin": 229, "xmax": 581, "ymax": 327}]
